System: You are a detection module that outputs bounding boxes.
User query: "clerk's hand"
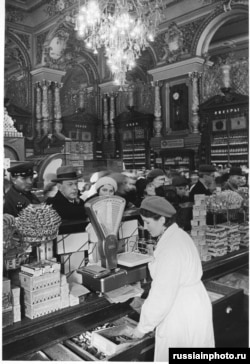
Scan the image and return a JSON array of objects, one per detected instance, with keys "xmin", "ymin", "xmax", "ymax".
[{"xmin": 127, "ymin": 326, "xmax": 145, "ymax": 339}]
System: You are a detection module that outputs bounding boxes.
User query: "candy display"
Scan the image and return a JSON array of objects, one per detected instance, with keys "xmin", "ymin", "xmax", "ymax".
[
  {"xmin": 206, "ymin": 226, "xmax": 228, "ymax": 257},
  {"xmin": 217, "ymin": 222, "xmax": 241, "ymax": 253},
  {"xmin": 239, "ymin": 222, "xmax": 249, "ymax": 247},
  {"xmin": 206, "ymin": 191, "xmax": 243, "ymax": 212},
  {"xmin": 15, "ymin": 204, "xmax": 62, "ymax": 243},
  {"xmin": 190, "ymin": 195, "xmax": 211, "ymax": 262}
]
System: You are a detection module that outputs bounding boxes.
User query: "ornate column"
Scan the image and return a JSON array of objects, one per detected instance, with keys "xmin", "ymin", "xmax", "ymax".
[
  {"xmin": 103, "ymin": 94, "xmax": 109, "ymax": 141},
  {"xmin": 109, "ymin": 93, "xmax": 116, "ymax": 141},
  {"xmin": 152, "ymin": 81, "xmax": 163, "ymax": 137},
  {"xmin": 127, "ymin": 84, "xmax": 135, "ymax": 108},
  {"xmin": 79, "ymin": 84, "xmax": 86, "ymax": 110},
  {"xmin": 35, "ymin": 82, "xmax": 42, "ymax": 138},
  {"xmin": 54, "ymin": 82, "xmax": 63, "ymax": 134},
  {"xmin": 189, "ymin": 71, "xmax": 201, "ymax": 134},
  {"xmin": 48, "ymin": 86, "xmax": 53, "ymax": 134},
  {"xmin": 221, "ymin": 64, "xmax": 231, "ymax": 90},
  {"xmin": 41, "ymin": 80, "xmax": 49, "ymax": 136}
]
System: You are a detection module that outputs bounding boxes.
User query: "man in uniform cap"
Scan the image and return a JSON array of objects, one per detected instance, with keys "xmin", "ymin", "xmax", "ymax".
[
  {"xmin": 46, "ymin": 165, "xmax": 86, "ymax": 220},
  {"xmin": 222, "ymin": 166, "xmax": 243, "ymax": 192},
  {"xmin": 189, "ymin": 164, "xmax": 216, "ymax": 202},
  {"xmin": 4, "ymin": 162, "xmax": 40, "ymax": 217}
]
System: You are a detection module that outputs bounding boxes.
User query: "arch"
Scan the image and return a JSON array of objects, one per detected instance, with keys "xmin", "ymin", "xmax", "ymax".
[
  {"xmin": 42, "ymin": 16, "xmax": 100, "ymax": 84},
  {"xmin": 5, "ymin": 30, "xmax": 32, "ymax": 110},
  {"xmin": 191, "ymin": 5, "xmax": 248, "ymax": 57}
]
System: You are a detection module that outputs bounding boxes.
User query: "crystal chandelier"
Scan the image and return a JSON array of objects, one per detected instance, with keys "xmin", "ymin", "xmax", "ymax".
[{"xmin": 75, "ymin": 0, "xmax": 165, "ymax": 85}]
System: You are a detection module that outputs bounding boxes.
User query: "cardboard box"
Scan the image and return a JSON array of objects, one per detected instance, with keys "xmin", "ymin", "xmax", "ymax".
[
  {"xmin": 91, "ymin": 323, "xmax": 136, "ymax": 356},
  {"xmin": 2, "ymin": 307, "xmax": 13, "ymax": 328},
  {"xmin": 60, "ymin": 251, "xmax": 88, "ymax": 274},
  {"xmin": 24, "ymin": 297, "xmax": 61, "ymax": 319},
  {"xmin": 24, "ymin": 284, "xmax": 61, "ymax": 305},
  {"xmin": 57, "ymin": 232, "xmax": 89, "ymax": 254},
  {"xmin": 19, "ymin": 271, "xmax": 60, "ymax": 291},
  {"xmin": 11, "ymin": 285, "xmax": 20, "ymax": 306},
  {"xmin": 3, "ymin": 277, "xmax": 11, "ymax": 295},
  {"xmin": 13, "ymin": 304, "xmax": 21, "ymax": 323}
]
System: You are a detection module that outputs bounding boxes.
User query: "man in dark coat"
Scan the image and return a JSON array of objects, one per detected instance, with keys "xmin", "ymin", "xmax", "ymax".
[
  {"xmin": 4, "ymin": 162, "xmax": 40, "ymax": 217},
  {"xmin": 189, "ymin": 164, "xmax": 216, "ymax": 203},
  {"xmin": 46, "ymin": 165, "xmax": 86, "ymax": 221},
  {"xmin": 222, "ymin": 167, "xmax": 243, "ymax": 192}
]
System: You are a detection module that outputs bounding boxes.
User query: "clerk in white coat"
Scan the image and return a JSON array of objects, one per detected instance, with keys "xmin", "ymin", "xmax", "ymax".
[{"xmin": 128, "ymin": 196, "xmax": 215, "ymax": 362}]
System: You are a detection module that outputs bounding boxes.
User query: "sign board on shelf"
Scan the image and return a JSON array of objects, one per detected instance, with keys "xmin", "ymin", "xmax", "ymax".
[{"xmin": 161, "ymin": 139, "xmax": 184, "ymax": 149}]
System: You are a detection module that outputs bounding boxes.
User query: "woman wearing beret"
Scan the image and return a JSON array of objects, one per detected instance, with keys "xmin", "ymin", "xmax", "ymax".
[{"xmin": 128, "ymin": 196, "xmax": 214, "ymax": 361}]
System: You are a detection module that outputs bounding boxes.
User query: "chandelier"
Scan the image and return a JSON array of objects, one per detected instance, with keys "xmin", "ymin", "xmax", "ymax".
[{"xmin": 75, "ymin": 0, "xmax": 165, "ymax": 85}]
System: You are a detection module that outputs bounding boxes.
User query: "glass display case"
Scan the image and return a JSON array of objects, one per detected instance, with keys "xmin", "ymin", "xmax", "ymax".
[
  {"xmin": 199, "ymin": 91, "xmax": 249, "ymax": 167},
  {"xmin": 114, "ymin": 108, "xmax": 154, "ymax": 170}
]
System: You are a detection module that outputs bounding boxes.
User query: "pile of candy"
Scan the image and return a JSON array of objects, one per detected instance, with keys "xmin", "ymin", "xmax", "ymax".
[
  {"xmin": 15, "ymin": 204, "xmax": 61, "ymax": 243},
  {"xmin": 206, "ymin": 190, "xmax": 243, "ymax": 212}
]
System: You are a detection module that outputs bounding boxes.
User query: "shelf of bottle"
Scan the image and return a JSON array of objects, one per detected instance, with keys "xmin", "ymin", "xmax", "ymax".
[
  {"xmin": 211, "ymin": 159, "xmax": 248, "ymax": 164},
  {"xmin": 211, "ymin": 144, "xmax": 228, "ymax": 147},
  {"xmin": 123, "ymin": 157, "xmax": 146, "ymax": 160},
  {"xmin": 211, "ymin": 153, "xmax": 248, "ymax": 157},
  {"xmin": 229, "ymin": 142, "xmax": 248, "ymax": 145},
  {"xmin": 164, "ymin": 163, "xmax": 190, "ymax": 166}
]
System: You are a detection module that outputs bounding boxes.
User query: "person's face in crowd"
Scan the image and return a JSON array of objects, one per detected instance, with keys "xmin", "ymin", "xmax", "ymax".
[
  {"xmin": 190, "ymin": 174, "xmax": 199, "ymax": 185},
  {"xmin": 203, "ymin": 172, "xmax": 215, "ymax": 189},
  {"xmin": 152, "ymin": 175, "xmax": 166, "ymax": 188},
  {"xmin": 121, "ymin": 177, "xmax": 135, "ymax": 193},
  {"xmin": 58, "ymin": 180, "xmax": 78, "ymax": 201},
  {"xmin": 13, "ymin": 175, "xmax": 34, "ymax": 193},
  {"xmin": 145, "ymin": 182, "xmax": 156, "ymax": 196},
  {"xmin": 229, "ymin": 175, "xmax": 243, "ymax": 188},
  {"xmin": 239, "ymin": 176, "xmax": 247, "ymax": 187},
  {"xmin": 98, "ymin": 184, "xmax": 115, "ymax": 197},
  {"xmin": 141, "ymin": 215, "xmax": 166, "ymax": 238},
  {"xmin": 176, "ymin": 185, "xmax": 189, "ymax": 197}
]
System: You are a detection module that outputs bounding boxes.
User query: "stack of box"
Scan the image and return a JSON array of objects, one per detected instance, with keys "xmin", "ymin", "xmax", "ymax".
[
  {"xmin": 60, "ymin": 273, "xmax": 70, "ymax": 309},
  {"xmin": 19, "ymin": 260, "xmax": 62, "ymax": 319},
  {"xmin": 218, "ymin": 222, "xmax": 241, "ymax": 253},
  {"xmin": 190, "ymin": 195, "xmax": 211, "ymax": 262},
  {"xmin": 11, "ymin": 285, "xmax": 21, "ymax": 323},
  {"xmin": 205, "ymin": 225, "xmax": 228, "ymax": 257},
  {"xmin": 239, "ymin": 222, "xmax": 249, "ymax": 248},
  {"xmin": 2, "ymin": 277, "xmax": 13, "ymax": 328}
]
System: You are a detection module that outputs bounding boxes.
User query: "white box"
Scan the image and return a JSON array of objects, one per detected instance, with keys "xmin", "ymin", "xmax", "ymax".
[
  {"xmin": 19, "ymin": 271, "xmax": 61, "ymax": 291},
  {"xmin": 118, "ymin": 220, "xmax": 138, "ymax": 239},
  {"xmin": 57, "ymin": 232, "xmax": 89, "ymax": 254},
  {"xmin": 60, "ymin": 251, "xmax": 87, "ymax": 274},
  {"xmin": 11, "ymin": 286, "xmax": 20, "ymax": 306},
  {"xmin": 24, "ymin": 285, "xmax": 61, "ymax": 305},
  {"xmin": 24, "ymin": 297, "xmax": 61, "ymax": 319},
  {"xmin": 13, "ymin": 305, "xmax": 21, "ymax": 323},
  {"xmin": 91, "ymin": 322, "xmax": 136, "ymax": 356}
]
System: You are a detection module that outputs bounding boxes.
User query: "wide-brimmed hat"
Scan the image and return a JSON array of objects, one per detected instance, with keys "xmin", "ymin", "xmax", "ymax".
[
  {"xmin": 146, "ymin": 169, "xmax": 165, "ymax": 182},
  {"xmin": 51, "ymin": 166, "xmax": 82, "ymax": 182},
  {"xmin": 7, "ymin": 162, "xmax": 35, "ymax": 177},
  {"xmin": 229, "ymin": 167, "xmax": 243, "ymax": 176},
  {"xmin": 172, "ymin": 176, "xmax": 189, "ymax": 187},
  {"xmin": 198, "ymin": 164, "xmax": 216, "ymax": 174}
]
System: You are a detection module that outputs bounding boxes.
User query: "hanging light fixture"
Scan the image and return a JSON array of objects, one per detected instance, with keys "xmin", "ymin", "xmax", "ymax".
[{"xmin": 75, "ymin": 0, "xmax": 165, "ymax": 85}]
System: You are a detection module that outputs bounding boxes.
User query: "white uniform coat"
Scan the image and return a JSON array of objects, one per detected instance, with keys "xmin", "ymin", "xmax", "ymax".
[{"xmin": 137, "ymin": 223, "xmax": 215, "ymax": 361}]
